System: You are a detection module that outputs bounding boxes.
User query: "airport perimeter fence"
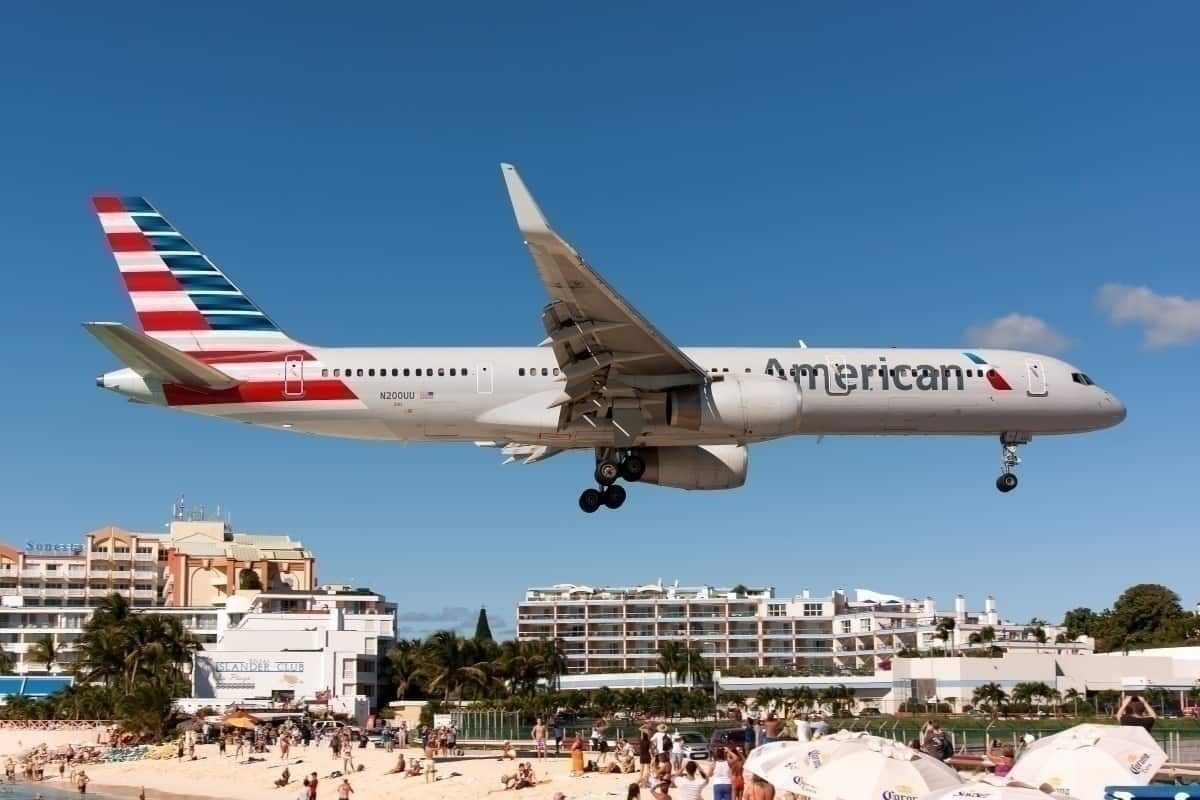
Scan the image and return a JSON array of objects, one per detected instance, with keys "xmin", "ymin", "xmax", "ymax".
[{"xmin": 849, "ymin": 720, "xmax": 1200, "ymax": 762}]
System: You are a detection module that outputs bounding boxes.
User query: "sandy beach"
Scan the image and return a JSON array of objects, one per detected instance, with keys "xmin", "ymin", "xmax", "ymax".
[{"xmin": 0, "ymin": 732, "xmax": 686, "ymax": 800}]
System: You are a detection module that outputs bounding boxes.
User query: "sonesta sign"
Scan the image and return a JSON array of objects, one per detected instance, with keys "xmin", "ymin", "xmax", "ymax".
[{"xmin": 25, "ymin": 542, "xmax": 82, "ymax": 555}]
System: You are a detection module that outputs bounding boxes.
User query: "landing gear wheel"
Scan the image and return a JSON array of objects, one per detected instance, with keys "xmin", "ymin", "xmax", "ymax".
[
  {"xmin": 594, "ymin": 461, "xmax": 620, "ymax": 486},
  {"xmin": 579, "ymin": 488, "xmax": 603, "ymax": 513},
  {"xmin": 620, "ymin": 454, "xmax": 646, "ymax": 482},
  {"xmin": 996, "ymin": 473, "xmax": 1018, "ymax": 493},
  {"xmin": 602, "ymin": 484, "xmax": 627, "ymax": 510}
]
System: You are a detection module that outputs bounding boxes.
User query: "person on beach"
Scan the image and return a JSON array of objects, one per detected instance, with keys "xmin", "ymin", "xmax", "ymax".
[
  {"xmin": 298, "ymin": 778, "xmax": 309, "ymax": 800},
  {"xmin": 1117, "ymin": 693, "xmax": 1158, "ymax": 731},
  {"xmin": 75, "ymin": 770, "xmax": 88, "ymax": 796},
  {"xmin": 726, "ymin": 746, "xmax": 745, "ymax": 800},
  {"xmin": 637, "ymin": 725, "xmax": 653, "ymax": 787},
  {"xmin": 423, "ymin": 754, "xmax": 437, "ymax": 783},
  {"xmin": 386, "ymin": 753, "xmax": 407, "ymax": 774},
  {"xmin": 275, "ymin": 767, "xmax": 292, "ymax": 788},
  {"xmin": 531, "ymin": 719, "xmax": 548, "ymax": 760},
  {"xmin": 307, "ymin": 772, "xmax": 319, "ymax": 800},
  {"xmin": 674, "ymin": 760, "xmax": 711, "ymax": 800},
  {"xmin": 337, "ymin": 777, "xmax": 354, "ymax": 799},
  {"xmin": 627, "ymin": 785, "xmax": 642, "ymax": 800},
  {"xmin": 235, "ymin": 735, "xmax": 246, "ymax": 760},
  {"xmin": 570, "ymin": 731, "xmax": 586, "ymax": 776}
]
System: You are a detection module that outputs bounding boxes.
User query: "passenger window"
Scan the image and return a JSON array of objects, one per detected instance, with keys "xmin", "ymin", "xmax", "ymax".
[
  {"xmin": 415, "ymin": 369, "xmax": 422, "ymax": 377},
  {"xmin": 392, "ymin": 369, "xmax": 399, "ymax": 377},
  {"xmin": 519, "ymin": 368, "xmax": 526, "ymax": 376},
  {"xmin": 333, "ymin": 369, "xmax": 341, "ymax": 377},
  {"xmin": 789, "ymin": 367, "xmax": 796, "ymax": 377},
  {"xmin": 438, "ymin": 368, "xmax": 445, "ymax": 377},
  {"xmin": 368, "ymin": 369, "xmax": 375, "ymax": 377},
  {"xmin": 462, "ymin": 368, "xmax": 469, "ymax": 376},
  {"xmin": 354, "ymin": 369, "xmax": 362, "ymax": 377},
  {"xmin": 321, "ymin": 369, "xmax": 329, "ymax": 377},
  {"xmin": 450, "ymin": 368, "xmax": 456, "ymax": 376},
  {"xmin": 723, "ymin": 367, "xmax": 729, "ymax": 373},
  {"xmin": 403, "ymin": 368, "xmax": 410, "ymax": 377},
  {"xmin": 745, "ymin": 367, "xmax": 751, "ymax": 373},
  {"xmin": 541, "ymin": 368, "xmax": 548, "ymax": 376}
]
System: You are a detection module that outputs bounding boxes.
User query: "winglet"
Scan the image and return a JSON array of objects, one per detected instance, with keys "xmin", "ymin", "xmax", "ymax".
[{"xmin": 500, "ymin": 163, "xmax": 553, "ymax": 236}]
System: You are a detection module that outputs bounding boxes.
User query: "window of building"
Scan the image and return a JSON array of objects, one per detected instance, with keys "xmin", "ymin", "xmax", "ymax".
[
  {"xmin": 840, "ymin": 620, "xmax": 852, "ymax": 633},
  {"xmin": 860, "ymin": 619, "xmax": 872, "ymax": 632},
  {"xmin": 767, "ymin": 603, "xmax": 787, "ymax": 617},
  {"xmin": 803, "ymin": 603, "xmax": 823, "ymax": 617}
]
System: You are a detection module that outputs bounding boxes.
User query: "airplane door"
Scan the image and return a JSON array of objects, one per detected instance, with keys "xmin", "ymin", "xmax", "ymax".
[
  {"xmin": 1025, "ymin": 359, "xmax": 1048, "ymax": 396},
  {"xmin": 283, "ymin": 354, "xmax": 305, "ymax": 398},
  {"xmin": 826, "ymin": 354, "xmax": 851, "ymax": 395},
  {"xmin": 476, "ymin": 363, "xmax": 493, "ymax": 394}
]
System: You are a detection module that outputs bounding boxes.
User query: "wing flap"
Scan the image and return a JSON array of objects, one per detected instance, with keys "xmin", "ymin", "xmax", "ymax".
[{"xmin": 84, "ymin": 322, "xmax": 240, "ymax": 390}]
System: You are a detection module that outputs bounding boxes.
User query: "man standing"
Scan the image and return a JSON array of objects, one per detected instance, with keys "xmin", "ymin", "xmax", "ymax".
[
  {"xmin": 307, "ymin": 772, "xmax": 319, "ymax": 800},
  {"xmin": 532, "ymin": 719, "xmax": 548, "ymax": 760},
  {"xmin": 796, "ymin": 716, "xmax": 812, "ymax": 742}
]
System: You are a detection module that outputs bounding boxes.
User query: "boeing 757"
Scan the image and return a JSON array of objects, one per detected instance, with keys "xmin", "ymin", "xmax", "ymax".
[{"xmin": 87, "ymin": 165, "xmax": 1126, "ymax": 512}]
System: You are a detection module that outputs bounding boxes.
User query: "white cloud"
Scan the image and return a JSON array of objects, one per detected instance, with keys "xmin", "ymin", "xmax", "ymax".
[
  {"xmin": 964, "ymin": 313, "xmax": 1070, "ymax": 353},
  {"xmin": 1097, "ymin": 284, "xmax": 1200, "ymax": 348}
]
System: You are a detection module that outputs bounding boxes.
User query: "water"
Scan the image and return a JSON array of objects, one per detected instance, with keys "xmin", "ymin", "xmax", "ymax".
[{"xmin": 0, "ymin": 784, "xmax": 119, "ymax": 800}]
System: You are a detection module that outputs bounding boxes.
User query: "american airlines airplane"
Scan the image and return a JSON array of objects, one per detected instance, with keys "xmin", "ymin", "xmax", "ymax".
[{"xmin": 87, "ymin": 165, "xmax": 1126, "ymax": 512}]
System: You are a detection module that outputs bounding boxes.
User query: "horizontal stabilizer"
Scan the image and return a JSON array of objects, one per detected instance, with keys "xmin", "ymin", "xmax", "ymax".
[{"xmin": 84, "ymin": 322, "xmax": 240, "ymax": 390}]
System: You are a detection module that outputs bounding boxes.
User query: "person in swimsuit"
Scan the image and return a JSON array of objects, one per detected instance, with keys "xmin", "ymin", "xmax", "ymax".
[
  {"xmin": 570, "ymin": 732, "xmax": 586, "ymax": 776},
  {"xmin": 531, "ymin": 719, "xmax": 548, "ymax": 760},
  {"xmin": 1117, "ymin": 693, "xmax": 1158, "ymax": 731},
  {"xmin": 726, "ymin": 746, "xmax": 745, "ymax": 800}
]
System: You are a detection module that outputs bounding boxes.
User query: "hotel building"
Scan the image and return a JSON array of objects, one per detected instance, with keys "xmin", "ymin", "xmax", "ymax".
[
  {"xmin": 516, "ymin": 582, "xmax": 1091, "ymax": 675},
  {"xmin": 0, "ymin": 505, "xmax": 396, "ymax": 709}
]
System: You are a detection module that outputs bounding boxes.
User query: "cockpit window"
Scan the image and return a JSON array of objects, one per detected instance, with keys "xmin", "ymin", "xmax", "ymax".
[{"xmin": 1071, "ymin": 372, "xmax": 1096, "ymax": 386}]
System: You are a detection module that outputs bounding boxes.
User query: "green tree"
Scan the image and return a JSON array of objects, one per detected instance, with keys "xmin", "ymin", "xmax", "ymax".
[
  {"xmin": 655, "ymin": 641, "xmax": 683, "ymax": 686},
  {"xmin": 1103, "ymin": 584, "xmax": 1197, "ymax": 652},
  {"xmin": 936, "ymin": 617, "xmax": 957, "ymax": 655},
  {"xmin": 30, "ymin": 635, "xmax": 58, "ymax": 672},
  {"xmin": 0, "ymin": 647, "xmax": 13, "ymax": 675},
  {"xmin": 1063, "ymin": 607, "xmax": 1099, "ymax": 639},
  {"xmin": 786, "ymin": 686, "xmax": 815, "ymax": 718},
  {"xmin": 972, "ymin": 682, "xmax": 1008, "ymax": 719},
  {"xmin": 387, "ymin": 638, "xmax": 426, "ymax": 700},
  {"xmin": 474, "ymin": 608, "xmax": 494, "ymax": 643},
  {"xmin": 1063, "ymin": 688, "xmax": 1083, "ymax": 717},
  {"xmin": 237, "ymin": 568, "xmax": 262, "ymax": 591},
  {"xmin": 418, "ymin": 630, "xmax": 488, "ymax": 704}
]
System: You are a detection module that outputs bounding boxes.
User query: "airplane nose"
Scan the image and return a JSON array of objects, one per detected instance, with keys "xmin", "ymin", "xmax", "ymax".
[{"xmin": 1103, "ymin": 393, "xmax": 1126, "ymax": 426}]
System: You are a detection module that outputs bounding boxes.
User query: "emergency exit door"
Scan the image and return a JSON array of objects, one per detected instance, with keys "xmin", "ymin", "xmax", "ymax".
[{"xmin": 283, "ymin": 354, "xmax": 305, "ymax": 398}]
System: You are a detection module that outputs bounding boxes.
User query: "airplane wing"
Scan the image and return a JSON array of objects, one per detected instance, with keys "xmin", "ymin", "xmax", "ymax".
[
  {"xmin": 475, "ymin": 441, "xmax": 567, "ymax": 465},
  {"xmin": 500, "ymin": 164, "xmax": 706, "ymax": 441},
  {"xmin": 84, "ymin": 321, "xmax": 240, "ymax": 390}
]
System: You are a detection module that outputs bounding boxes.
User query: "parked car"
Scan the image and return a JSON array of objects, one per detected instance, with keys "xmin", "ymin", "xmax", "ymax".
[
  {"xmin": 709, "ymin": 727, "xmax": 749, "ymax": 754},
  {"xmin": 676, "ymin": 731, "xmax": 710, "ymax": 761}
]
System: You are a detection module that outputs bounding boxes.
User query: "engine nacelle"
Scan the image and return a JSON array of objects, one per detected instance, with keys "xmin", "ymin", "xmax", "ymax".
[
  {"xmin": 638, "ymin": 444, "xmax": 749, "ymax": 490},
  {"xmin": 668, "ymin": 376, "xmax": 801, "ymax": 437}
]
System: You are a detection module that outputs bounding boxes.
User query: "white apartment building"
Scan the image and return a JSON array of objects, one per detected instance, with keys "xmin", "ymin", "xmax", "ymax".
[{"xmin": 516, "ymin": 582, "xmax": 1090, "ymax": 675}]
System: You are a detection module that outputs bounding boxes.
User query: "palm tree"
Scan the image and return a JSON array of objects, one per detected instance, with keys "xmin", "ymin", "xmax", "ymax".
[
  {"xmin": 678, "ymin": 644, "xmax": 712, "ymax": 686},
  {"xmin": 1063, "ymin": 688, "xmax": 1083, "ymax": 717},
  {"xmin": 387, "ymin": 639, "xmax": 426, "ymax": 700},
  {"xmin": 979, "ymin": 625, "xmax": 997, "ymax": 657},
  {"xmin": 972, "ymin": 682, "xmax": 1008, "ymax": 720},
  {"xmin": 935, "ymin": 617, "xmax": 956, "ymax": 655},
  {"xmin": 419, "ymin": 630, "xmax": 488, "ymax": 704},
  {"xmin": 0, "ymin": 647, "xmax": 14, "ymax": 675},
  {"xmin": 30, "ymin": 635, "xmax": 58, "ymax": 672},
  {"xmin": 754, "ymin": 687, "xmax": 783, "ymax": 716},
  {"xmin": 787, "ymin": 686, "xmax": 815, "ymax": 718},
  {"xmin": 655, "ymin": 641, "xmax": 683, "ymax": 687}
]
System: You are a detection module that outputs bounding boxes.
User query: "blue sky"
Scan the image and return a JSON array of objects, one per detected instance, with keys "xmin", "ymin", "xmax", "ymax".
[{"xmin": 2, "ymin": 3, "xmax": 1198, "ymax": 639}]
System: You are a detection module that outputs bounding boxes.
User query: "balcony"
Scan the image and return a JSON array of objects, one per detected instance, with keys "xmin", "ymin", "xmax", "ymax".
[
  {"xmin": 19, "ymin": 569, "xmax": 42, "ymax": 579},
  {"xmin": 41, "ymin": 587, "xmax": 66, "ymax": 598},
  {"xmin": 133, "ymin": 569, "xmax": 158, "ymax": 580},
  {"xmin": 133, "ymin": 552, "xmax": 156, "ymax": 562},
  {"xmin": 133, "ymin": 589, "xmax": 157, "ymax": 600},
  {"xmin": 0, "ymin": 588, "xmax": 17, "ymax": 597}
]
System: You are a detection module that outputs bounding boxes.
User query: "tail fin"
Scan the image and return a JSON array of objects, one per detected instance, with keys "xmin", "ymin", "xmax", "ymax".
[{"xmin": 91, "ymin": 196, "xmax": 297, "ymax": 355}]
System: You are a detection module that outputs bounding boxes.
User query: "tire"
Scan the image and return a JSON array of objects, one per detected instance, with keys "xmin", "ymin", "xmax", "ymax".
[
  {"xmin": 602, "ymin": 484, "xmax": 627, "ymax": 510},
  {"xmin": 595, "ymin": 461, "xmax": 620, "ymax": 485},
  {"xmin": 996, "ymin": 473, "xmax": 1018, "ymax": 493},
  {"xmin": 579, "ymin": 488, "xmax": 603, "ymax": 513},
  {"xmin": 620, "ymin": 454, "xmax": 646, "ymax": 482}
]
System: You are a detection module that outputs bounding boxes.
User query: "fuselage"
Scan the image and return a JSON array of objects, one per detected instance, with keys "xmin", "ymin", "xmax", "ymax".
[{"xmin": 99, "ymin": 345, "xmax": 1126, "ymax": 446}]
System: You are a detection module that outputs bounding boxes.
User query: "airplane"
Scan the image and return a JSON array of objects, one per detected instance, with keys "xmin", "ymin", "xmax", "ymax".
[{"xmin": 87, "ymin": 164, "xmax": 1126, "ymax": 513}]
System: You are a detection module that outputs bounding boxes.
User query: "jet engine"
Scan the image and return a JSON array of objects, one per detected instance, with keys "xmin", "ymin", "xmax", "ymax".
[
  {"xmin": 636, "ymin": 444, "xmax": 749, "ymax": 490},
  {"xmin": 667, "ymin": 376, "xmax": 801, "ymax": 437}
]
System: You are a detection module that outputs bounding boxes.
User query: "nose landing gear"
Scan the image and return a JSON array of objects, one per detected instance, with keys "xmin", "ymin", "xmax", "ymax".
[
  {"xmin": 579, "ymin": 449, "xmax": 642, "ymax": 512},
  {"xmin": 995, "ymin": 433, "xmax": 1029, "ymax": 493}
]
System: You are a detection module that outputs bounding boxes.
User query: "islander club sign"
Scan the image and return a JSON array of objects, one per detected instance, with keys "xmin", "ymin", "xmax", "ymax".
[{"xmin": 25, "ymin": 542, "xmax": 83, "ymax": 555}]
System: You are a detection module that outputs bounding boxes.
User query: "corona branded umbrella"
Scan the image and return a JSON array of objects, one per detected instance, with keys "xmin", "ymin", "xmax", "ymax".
[
  {"xmin": 786, "ymin": 739, "xmax": 961, "ymax": 800},
  {"xmin": 923, "ymin": 777, "xmax": 1060, "ymax": 800},
  {"xmin": 1008, "ymin": 724, "xmax": 1165, "ymax": 799},
  {"xmin": 761, "ymin": 731, "xmax": 878, "ymax": 788},
  {"xmin": 745, "ymin": 740, "xmax": 808, "ymax": 778}
]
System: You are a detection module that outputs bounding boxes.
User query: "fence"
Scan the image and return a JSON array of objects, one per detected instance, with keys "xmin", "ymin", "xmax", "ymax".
[{"xmin": 839, "ymin": 720, "xmax": 1200, "ymax": 761}]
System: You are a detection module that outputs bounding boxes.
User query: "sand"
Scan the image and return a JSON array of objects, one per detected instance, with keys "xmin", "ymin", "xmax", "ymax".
[{"xmin": 0, "ymin": 736, "xmax": 698, "ymax": 800}]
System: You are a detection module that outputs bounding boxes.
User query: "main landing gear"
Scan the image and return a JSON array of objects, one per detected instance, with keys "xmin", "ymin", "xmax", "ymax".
[
  {"xmin": 579, "ymin": 450, "xmax": 645, "ymax": 513},
  {"xmin": 995, "ymin": 433, "xmax": 1029, "ymax": 493}
]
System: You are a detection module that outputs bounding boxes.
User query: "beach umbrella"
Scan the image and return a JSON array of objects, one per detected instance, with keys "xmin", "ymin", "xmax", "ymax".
[
  {"xmin": 761, "ymin": 731, "xmax": 878, "ymax": 788},
  {"xmin": 746, "ymin": 740, "xmax": 807, "ymax": 778},
  {"xmin": 221, "ymin": 711, "xmax": 260, "ymax": 730},
  {"xmin": 923, "ymin": 777, "xmax": 1059, "ymax": 800},
  {"xmin": 1008, "ymin": 724, "xmax": 1165, "ymax": 799},
  {"xmin": 786, "ymin": 739, "xmax": 961, "ymax": 800}
]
